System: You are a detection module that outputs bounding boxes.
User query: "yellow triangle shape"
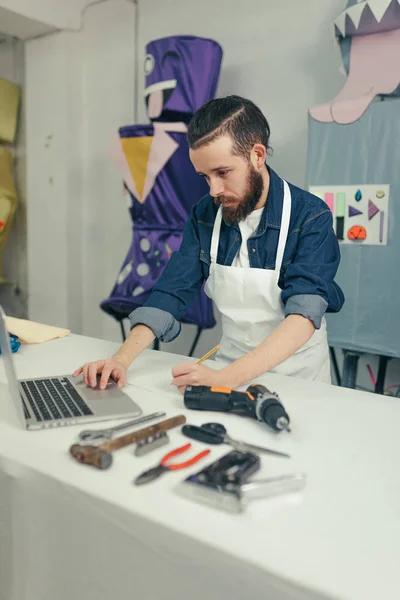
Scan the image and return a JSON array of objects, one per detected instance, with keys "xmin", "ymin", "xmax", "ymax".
[{"xmin": 120, "ymin": 136, "xmax": 153, "ymax": 201}]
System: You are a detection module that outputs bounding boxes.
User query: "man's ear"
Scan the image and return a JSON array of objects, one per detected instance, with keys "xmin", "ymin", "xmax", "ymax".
[{"xmin": 251, "ymin": 143, "xmax": 267, "ymax": 169}]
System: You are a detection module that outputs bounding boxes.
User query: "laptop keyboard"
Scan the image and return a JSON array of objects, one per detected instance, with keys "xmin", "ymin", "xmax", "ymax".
[{"xmin": 20, "ymin": 378, "xmax": 93, "ymax": 422}]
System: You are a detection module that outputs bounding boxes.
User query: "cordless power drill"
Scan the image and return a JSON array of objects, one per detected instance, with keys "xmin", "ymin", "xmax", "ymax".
[{"xmin": 183, "ymin": 384, "xmax": 291, "ymax": 432}]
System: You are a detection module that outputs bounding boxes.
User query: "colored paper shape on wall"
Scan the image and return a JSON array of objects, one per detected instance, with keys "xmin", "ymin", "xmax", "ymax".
[
  {"xmin": 336, "ymin": 192, "xmax": 346, "ymax": 217},
  {"xmin": 324, "ymin": 192, "xmax": 334, "ymax": 212},
  {"xmin": 309, "ymin": 184, "xmax": 390, "ymax": 246},
  {"xmin": 347, "ymin": 225, "xmax": 367, "ymax": 241},
  {"xmin": 349, "ymin": 205, "xmax": 363, "ymax": 217},
  {"xmin": 368, "ymin": 199, "xmax": 380, "ymax": 220},
  {"xmin": 380, "ymin": 211, "xmax": 385, "ymax": 243}
]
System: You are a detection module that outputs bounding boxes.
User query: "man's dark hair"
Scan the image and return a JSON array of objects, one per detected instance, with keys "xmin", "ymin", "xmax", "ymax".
[{"xmin": 187, "ymin": 95, "xmax": 272, "ymax": 159}]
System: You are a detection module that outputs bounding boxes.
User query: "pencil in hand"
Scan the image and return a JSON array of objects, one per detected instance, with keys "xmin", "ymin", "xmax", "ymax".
[
  {"xmin": 170, "ymin": 344, "xmax": 221, "ymax": 387},
  {"xmin": 196, "ymin": 344, "xmax": 220, "ymax": 364}
]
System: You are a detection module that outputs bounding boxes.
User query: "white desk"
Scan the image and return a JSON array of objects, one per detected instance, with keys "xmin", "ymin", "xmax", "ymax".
[{"xmin": 0, "ymin": 334, "xmax": 400, "ymax": 600}]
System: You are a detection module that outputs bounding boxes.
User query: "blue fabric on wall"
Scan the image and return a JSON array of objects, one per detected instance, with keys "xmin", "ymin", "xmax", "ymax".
[{"xmin": 306, "ymin": 98, "xmax": 400, "ymax": 357}]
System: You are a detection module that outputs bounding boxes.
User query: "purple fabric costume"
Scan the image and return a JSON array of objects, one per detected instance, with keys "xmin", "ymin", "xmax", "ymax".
[{"xmin": 100, "ymin": 36, "xmax": 223, "ymax": 331}]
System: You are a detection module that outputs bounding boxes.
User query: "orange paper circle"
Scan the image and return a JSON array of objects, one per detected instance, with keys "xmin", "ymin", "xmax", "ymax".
[{"xmin": 347, "ymin": 225, "xmax": 367, "ymax": 241}]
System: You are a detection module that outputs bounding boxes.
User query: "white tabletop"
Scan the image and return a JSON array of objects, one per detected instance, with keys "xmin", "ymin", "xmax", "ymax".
[{"xmin": 1, "ymin": 333, "xmax": 400, "ymax": 600}]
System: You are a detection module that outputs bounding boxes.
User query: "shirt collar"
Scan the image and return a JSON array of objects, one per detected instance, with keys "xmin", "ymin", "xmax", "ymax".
[{"xmin": 261, "ymin": 166, "xmax": 285, "ymax": 231}]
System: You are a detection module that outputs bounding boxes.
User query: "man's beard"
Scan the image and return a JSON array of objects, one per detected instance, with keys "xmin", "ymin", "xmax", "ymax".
[{"xmin": 214, "ymin": 166, "xmax": 264, "ymax": 225}]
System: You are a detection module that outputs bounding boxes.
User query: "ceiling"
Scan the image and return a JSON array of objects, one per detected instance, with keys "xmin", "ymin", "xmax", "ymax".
[{"xmin": 0, "ymin": 7, "xmax": 56, "ymax": 40}]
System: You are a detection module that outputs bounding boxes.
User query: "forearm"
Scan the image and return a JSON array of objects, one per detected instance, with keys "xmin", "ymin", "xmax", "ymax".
[
  {"xmin": 113, "ymin": 324, "xmax": 156, "ymax": 368},
  {"xmin": 221, "ymin": 314, "xmax": 315, "ymax": 388}
]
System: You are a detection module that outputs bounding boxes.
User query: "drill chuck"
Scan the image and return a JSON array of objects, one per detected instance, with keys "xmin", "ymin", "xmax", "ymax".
[
  {"xmin": 276, "ymin": 415, "xmax": 290, "ymax": 431},
  {"xmin": 247, "ymin": 384, "xmax": 291, "ymax": 432}
]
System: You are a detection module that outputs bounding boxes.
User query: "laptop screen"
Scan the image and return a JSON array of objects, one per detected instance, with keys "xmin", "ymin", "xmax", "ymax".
[{"xmin": 0, "ymin": 304, "xmax": 25, "ymax": 427}]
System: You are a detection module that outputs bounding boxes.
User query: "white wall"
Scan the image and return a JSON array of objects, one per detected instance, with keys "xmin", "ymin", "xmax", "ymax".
[
  {"xmin": 0, "ymin": 38, "xmax": 27, "ymax": 319},
  {"xmin": 25, "ymin": 0, "xmax": 135, "ymax": 341},
  {"xmin": 137, "ymin": 0, "xmax": 345, "ymax": 187},
  {"xmin": 0, "ymin": 1, "xmax": 138, "ymax": 41}
]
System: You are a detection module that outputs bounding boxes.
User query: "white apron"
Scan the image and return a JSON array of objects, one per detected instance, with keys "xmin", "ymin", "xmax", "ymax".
[{"xmin": 204, "ymin": 180, "xmax": 331, "ymax": 383}]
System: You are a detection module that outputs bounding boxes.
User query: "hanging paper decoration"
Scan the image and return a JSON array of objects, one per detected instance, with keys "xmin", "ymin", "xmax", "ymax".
[
  {"xmin": 309, "ymin": 0, "xmax": 400, "ymax": 125},
  {"xmin": 379, "ymin": 211, "xmax": 385, "ymax": 243},
  {"xmin": 368, "ymin": 199, "xmax": 380, "ymax": 220},
  {"xmin": 310, "ymin": 184, "xmax": 389, "ymax": 245},
  {"xmin": 349, "ymin": 205, "xmax": 363, "ymax": 217},
  {"xmin": 347, "ymin": 225, "xmax": 367, "ymax": 241}
]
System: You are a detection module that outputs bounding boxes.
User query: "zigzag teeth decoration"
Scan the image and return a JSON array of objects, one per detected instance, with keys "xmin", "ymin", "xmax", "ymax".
[
  {"xmin": 334, "ymin": 0, "xmax": 399, "ymax": 36},
  {"xmin": 347, "ymin": 2, "xmax": 366, "ymax": 28},
  {"xmin": 335, "ymin": 12, "xmax": 347, "ymax": 36},
  {"xmin": 368, "ymin": 0, "xmax": 397, "ymax": 22}
]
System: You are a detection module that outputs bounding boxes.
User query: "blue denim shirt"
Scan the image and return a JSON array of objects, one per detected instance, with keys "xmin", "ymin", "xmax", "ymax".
[{"xmin": 130, "ymin": 167, "xmax": 344, "ymax": 342}]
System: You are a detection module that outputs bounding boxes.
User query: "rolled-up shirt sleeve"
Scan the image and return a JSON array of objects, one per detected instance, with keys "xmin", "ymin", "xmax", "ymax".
[
  {"xmin": 129, "ymin": 306, "xmax": 181, "ymax": 342},
  {"xmin": 281, "ymin": 210, "xmax": 344, "ymax": 329}
]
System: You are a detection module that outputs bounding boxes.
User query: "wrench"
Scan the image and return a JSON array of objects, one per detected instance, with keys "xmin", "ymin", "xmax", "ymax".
[{"xmin": 78, "ymin": 411, "xmax": 166, "ymax": 442}]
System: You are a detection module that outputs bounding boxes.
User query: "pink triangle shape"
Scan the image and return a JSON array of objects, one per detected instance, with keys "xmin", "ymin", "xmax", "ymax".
[{"xmin": 368, "ymin": 199, "xmax": 379, "ymax": 220}]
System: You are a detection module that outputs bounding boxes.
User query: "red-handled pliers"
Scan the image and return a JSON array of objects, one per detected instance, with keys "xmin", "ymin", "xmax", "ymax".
[{"xmin": 134, "ymin": 443, "xmax": 211, "ymax": 485}]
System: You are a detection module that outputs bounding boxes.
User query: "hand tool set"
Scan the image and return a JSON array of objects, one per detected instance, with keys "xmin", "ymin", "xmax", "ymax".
[{"xmin": 68, "ymin": 384, "xmax": 305, "ymax": 512}]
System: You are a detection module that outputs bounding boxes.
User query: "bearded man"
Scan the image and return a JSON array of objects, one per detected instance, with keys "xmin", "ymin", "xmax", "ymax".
[{"xmin": 74, "ymin": 95, "xmax": 344, "ymax": 391}]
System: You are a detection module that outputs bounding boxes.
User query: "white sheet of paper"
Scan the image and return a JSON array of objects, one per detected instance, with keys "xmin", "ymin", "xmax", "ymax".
[{"xmin": 309, "ymin": 184, "xmax": 389, "ymax": 246}]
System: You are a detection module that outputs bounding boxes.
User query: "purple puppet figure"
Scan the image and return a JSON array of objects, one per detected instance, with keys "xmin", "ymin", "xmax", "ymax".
[{"xmin": 101, "ymin": 36, "xmax": 223, "ymax": 351}]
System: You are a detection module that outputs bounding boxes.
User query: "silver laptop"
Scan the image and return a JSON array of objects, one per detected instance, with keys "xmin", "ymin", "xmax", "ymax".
[{"xmin": 0, "ymin": 305, "xmax": 142, "ymax": 430}]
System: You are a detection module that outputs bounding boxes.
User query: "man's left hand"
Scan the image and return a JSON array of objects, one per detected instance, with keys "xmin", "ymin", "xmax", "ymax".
[{"xmin": 171, "ymin": 362, "xmax": 224, "ymax": 393}]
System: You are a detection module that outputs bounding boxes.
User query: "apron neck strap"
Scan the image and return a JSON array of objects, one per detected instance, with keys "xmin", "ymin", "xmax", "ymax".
[
  {"xmin": 209, "ymin": 180, "xmax": 291, "ymax": 269},
  {"xmin": 210, "ymin": 206, "xmax": 223, "ymax": 263},
  {"xmin": 275, "ymin": 180, "xmax": 291, "ymax": 272}
]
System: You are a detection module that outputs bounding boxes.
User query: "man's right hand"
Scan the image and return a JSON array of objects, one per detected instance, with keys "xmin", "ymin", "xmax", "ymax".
[
  {"xmin": 72, "ymin": 358, "xmax": 128, "ymax": 390},
  {"xmin": 72, "ymin": 324, "xmax": 155, "ymax": 391}
]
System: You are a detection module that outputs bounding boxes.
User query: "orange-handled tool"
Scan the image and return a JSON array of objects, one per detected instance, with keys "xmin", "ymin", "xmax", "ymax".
[
  {"xmin": 183, "ymin": 384, "xmax": 291, "ymax": 432},
  {"xmin": 134, "ymin": 443, "xmax": 211, "ymax": 485}
]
